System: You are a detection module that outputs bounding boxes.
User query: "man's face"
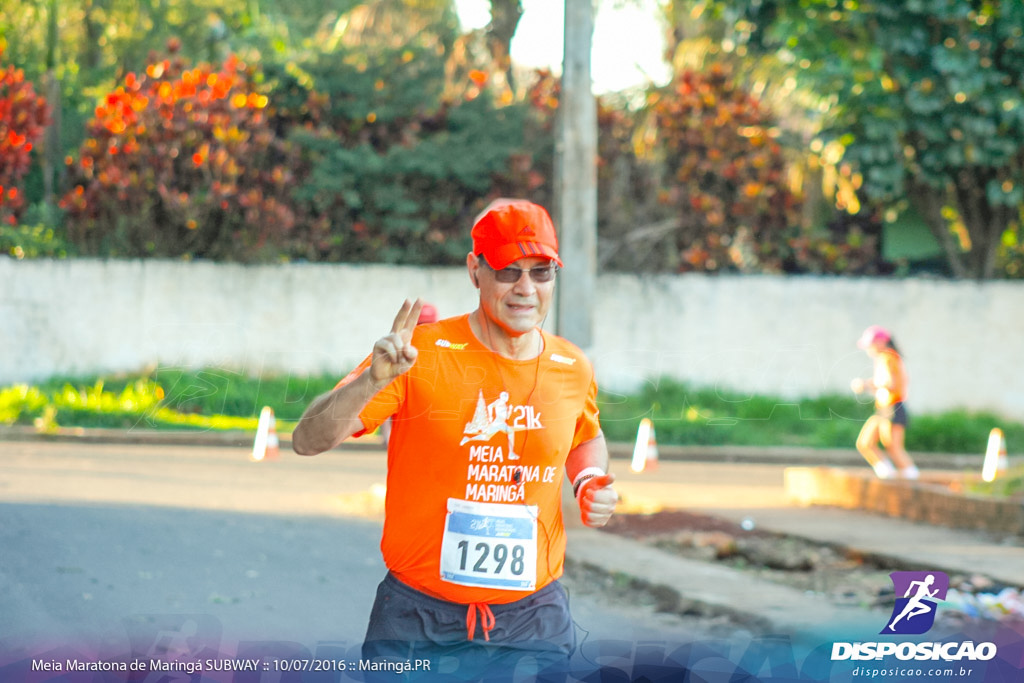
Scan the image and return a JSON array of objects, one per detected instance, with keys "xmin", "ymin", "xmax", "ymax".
[{"xmin": 472, "ymin": 255, "xmax": 557, "ymax": 337}]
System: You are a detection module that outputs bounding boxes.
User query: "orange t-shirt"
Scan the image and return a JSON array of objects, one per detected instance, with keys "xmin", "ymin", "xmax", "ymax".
[
  {"xmin": 342, "ymin": 314, "xmax": 601, "ymax": 605},
  {"xmin": 873, "ymin": 348, "xmax": 907, "ymax": 407}
]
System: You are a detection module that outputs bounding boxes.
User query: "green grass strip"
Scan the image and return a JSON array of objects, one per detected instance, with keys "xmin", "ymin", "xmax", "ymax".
[{"xmin": 2, "ymin": 370, "xmax": 1022, "ymax": 456}]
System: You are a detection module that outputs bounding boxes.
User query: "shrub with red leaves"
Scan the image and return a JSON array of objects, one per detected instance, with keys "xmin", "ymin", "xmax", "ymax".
[
  {"xmin": 0, "ymin": 48, "xmax": 50, "ymax": 226},
  {"xmin": 61, "ymin": 46, "xmax": 297, "ymax": 261},
  {"xmin": 650, "ymin": 63, "xmax": 802, "ymax": 273}
]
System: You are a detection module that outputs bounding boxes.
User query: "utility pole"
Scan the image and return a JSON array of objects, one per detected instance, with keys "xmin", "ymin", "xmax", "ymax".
[{"xmin": 555, "ymin": 0, "xmax": 597, "ymax": 349}]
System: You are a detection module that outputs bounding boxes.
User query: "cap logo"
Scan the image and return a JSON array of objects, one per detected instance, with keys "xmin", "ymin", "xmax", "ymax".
[{"xmin": 471, "ymin": 199, "xmax": 562, "ymax": 269}]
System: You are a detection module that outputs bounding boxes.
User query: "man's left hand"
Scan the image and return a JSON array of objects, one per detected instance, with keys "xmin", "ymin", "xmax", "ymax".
[{"xmin": 578, "ymin": 473, "xmax": 618, "ymax": 527}]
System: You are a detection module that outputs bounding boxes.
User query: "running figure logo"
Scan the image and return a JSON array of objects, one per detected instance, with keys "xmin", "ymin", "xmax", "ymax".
[
  {"xmin": 460, "ymin": 390, "xmax": 520, "ymax": 460},
  {"xmin": 883, "ymin": 571, "xmax": 949, "ymax": 635}
]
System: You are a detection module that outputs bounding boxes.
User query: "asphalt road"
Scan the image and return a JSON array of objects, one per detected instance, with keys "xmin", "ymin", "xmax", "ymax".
[
  {"xmin": 1, "ymin": 441, "xmax": 392, "ymax": 667},
  {"xmin": 0, "ymin": 440, "xmax": 778, "ymax": 673}
]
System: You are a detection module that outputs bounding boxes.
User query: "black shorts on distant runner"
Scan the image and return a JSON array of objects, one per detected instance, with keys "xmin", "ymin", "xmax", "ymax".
[
  {"xmin": 877, "ymin": 401, "xmax": 908, "ymax": 427},
  {"xmin": 362, "ymin": 572, "xmax": 575, "ymax": 682}
]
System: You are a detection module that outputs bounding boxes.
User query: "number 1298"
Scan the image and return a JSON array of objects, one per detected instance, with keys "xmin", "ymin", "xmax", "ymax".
[{"xmin": 456, "ymin": 540, "xmax": 526, "ymax": 576}]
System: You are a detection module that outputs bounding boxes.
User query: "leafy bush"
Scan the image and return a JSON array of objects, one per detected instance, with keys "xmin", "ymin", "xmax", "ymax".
[
  {"xmin": 5, "ymin": 369, "xmax": 1023, "ymax": 454},
  {"xmin": 4, "ymin": 368, "xmax": 340, "ymax": 431},
  {"xmin": 0, "ymin": 221, "xmax": 71, "ymax": 258},
  {"xmin": 906, "ymin": 411, "xmax": 1024, "ymax": 456},
  {"xmin": 521, "ymin": 70, "xmax": 679, "ymax": 273},
  {"xmin": 0, "ymin": 48, "xmax": 49, "ymax": 227},
  {"xmin": 54, "ymin": 19, "xmax": 556, "ymax": 265},
  {"xmin": 647, "ymin": 63, "xmax": 801, "ymax": 272},
  {"xmin": 596, "ymin": 377, "xmax": 871, "ymax": 448},
  {"xmin": 645, "ymin": 62, "xmax": 881, "ymax": 274},
  {"xmin": 60, "ymin": 42, "xmax": 298, "ymax": 261},
  {"xmin": 47, "ymin": 379, "xmax": 165, "ymax": 428},
  {"xmin": 151, "ymin": 367, "xmax": 338, "ymax": 421},
  {"xmin": 273, "ymin": 40, "xmax": 549, "ymax": 265},
  {"xmin": 0, "ymin": 385, "xmax": 47, "ymax": 424},
  {"xmin": 595, "ymin": 376, "xmax": 1023, "ymax": 454}
]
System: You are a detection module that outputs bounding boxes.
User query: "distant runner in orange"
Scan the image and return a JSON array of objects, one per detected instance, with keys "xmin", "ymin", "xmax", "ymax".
[
  {"xmin": 851, "ymin": 325, "xmax": 919, "ymax": 480},
  {"xmin": 292, "ymin": 199, "xmax": 618, "ymax": 680}
]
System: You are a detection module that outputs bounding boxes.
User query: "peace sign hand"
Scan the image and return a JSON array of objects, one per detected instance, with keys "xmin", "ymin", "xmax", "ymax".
[{"xmin": 369, "ymin": 299, "xmax": 424, "ymax": 390}]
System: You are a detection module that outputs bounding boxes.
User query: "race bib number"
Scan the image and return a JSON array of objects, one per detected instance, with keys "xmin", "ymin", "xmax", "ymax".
[{"xmin": 440, "ymin": 498, "xmax": 537, "ymax": 591}]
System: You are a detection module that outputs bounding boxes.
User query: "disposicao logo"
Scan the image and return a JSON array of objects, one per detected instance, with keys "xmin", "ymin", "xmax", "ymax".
[
  {"xmin": 884, "ymin": 570, "xmax": 948, "ymax": 635},
  {"xmin": 831, "ymin": 570, "xmax": 998, "ymax": 663}
]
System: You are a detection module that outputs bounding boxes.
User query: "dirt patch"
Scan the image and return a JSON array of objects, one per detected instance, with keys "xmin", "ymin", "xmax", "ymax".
[
  {"xmin": 579, "ymin": 509, "xmax": 1020, "ymax": 632},
  {"xmin": 602, "ymin": 509, "xmax": 761, "ymax": 539},
  {"xmin": 561, "ymin": 557, "xmax": 770, "ymax": 640},
  {"xmin": 602, "ymin": 509, "xmax": 895, "ymax": 607}
]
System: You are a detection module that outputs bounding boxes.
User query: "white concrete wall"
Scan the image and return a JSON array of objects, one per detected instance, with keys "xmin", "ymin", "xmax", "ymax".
[
  {"xmin": 2, "ymin": 258, "xmax": 1022, "ymax": 418},
  {"xmin": 591, "ymin": 274, "xmax": 1023, "ymax": 418}
]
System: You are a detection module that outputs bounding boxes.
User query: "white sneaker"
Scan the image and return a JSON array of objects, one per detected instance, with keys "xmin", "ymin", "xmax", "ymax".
[
  {"xmin": 900, "ymin": 465, "xmax": 920, "ymax": 480},
  {"xmin": 872, "ymin": 459, "xmax": 897, "ymax": 479}
]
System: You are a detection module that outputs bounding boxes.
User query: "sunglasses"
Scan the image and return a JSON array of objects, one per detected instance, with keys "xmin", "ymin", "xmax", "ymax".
[{"xmin": 482, "ymin": 260, "xmax": 559, "ymax": 283}]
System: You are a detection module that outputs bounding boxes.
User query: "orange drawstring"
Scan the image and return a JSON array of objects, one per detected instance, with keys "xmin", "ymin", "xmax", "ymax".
[{"xmin": 466, "ymin": 603, "xmax": 495, "ymax": 641}]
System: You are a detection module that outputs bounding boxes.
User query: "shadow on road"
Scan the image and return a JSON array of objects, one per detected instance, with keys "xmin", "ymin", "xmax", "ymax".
[{"xmin": 1, "ymin": 500, "xmax": 386, "ymax": 660}]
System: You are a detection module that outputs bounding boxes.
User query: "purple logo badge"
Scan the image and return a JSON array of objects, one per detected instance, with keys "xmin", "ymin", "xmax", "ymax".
[{"xmin": 883, "ymin": 571, "xmax": 949, "ymax": 635}]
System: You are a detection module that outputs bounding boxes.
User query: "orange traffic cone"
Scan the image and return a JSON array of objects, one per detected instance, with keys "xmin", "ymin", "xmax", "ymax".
[
  {"xmin": 630, "ymin": 418, "xmax": 659, "ymax": 473},
  {"xmin": 982, "ymin": 427, "xmax": 1008, "ymax": 482},
  {"xmin": 252, "ymin": 406, "xmax": 280, "ymax": 462}
]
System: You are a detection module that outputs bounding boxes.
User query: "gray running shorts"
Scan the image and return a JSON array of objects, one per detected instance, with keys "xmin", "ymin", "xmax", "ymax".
[{"xmin": 361, "ymin": 572, "xmax": 575, "ymax": 682}]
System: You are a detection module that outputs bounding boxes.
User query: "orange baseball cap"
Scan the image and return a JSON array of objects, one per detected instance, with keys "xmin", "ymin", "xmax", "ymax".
[{"xmin": 471, "ymin": 199, "xmax": 563, "ymax": 270}]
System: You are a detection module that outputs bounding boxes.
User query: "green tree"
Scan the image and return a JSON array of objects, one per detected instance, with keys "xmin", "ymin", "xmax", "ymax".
[{"xmin": 728, "ymin": 0, "xmax": 1024, "ymax": 279}]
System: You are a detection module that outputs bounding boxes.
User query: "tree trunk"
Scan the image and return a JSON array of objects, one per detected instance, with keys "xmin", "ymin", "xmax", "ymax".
[
  {"xmin": 487, "ymin": 0, "xmax": 523, "ymax": 92},
  {"xmin": 911, "ymin": 181, "xmax": 969, "ymax": 278},
  {"xmin": 916, "ymin": 174, "xmax": 1010, "ymax": 280},
  {"xmin": 952, "ymin": 169, "xmax": 1009, "ymax": 280},
  {"xmin": 82, "ymin": 0, "xmax": 104, "ymax": 71}
]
